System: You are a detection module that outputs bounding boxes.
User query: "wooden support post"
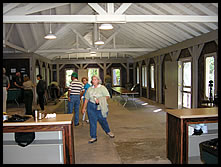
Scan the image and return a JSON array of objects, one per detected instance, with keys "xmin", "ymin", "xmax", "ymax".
[
  {"xmin": 39, "ymin": 60, "xmax": 43, "ymax": 76},
  {"xmin": 138, "ymin": 61, "xmax": 142, "ymax": 96},
  {"xmin": 133, "ymin": 63, "xmax": 136, "ymax": 85},
  {"xmin": 126, "ymin": 62, "xmax": 129, "ymax": 83},
  {"xmin": 191, "ymin": 44, "xmax": 204, "ymax": 108},
  {"xmin": 158, "ymin": 54, "xmax": 165, "ymax": 104},
  {"xmin": 56, "ymin": 63, "xmax": 60, "ymax": 83},
  {"xmin": 103, "ymin": 63, "xmax": 107, "ymax": 80},
  {"xmin": 30, "ymin": 57, "xmax": 37, "ymax": 105},
  {"xmin": 145, "ymin": 59, "xmax": 150, "ymax": 99}
]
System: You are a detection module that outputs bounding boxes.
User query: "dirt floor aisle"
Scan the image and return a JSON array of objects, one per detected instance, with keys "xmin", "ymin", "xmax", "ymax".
[{"xmin": 73, "ymin": 96, "xmax": 171, "ymax": 164}]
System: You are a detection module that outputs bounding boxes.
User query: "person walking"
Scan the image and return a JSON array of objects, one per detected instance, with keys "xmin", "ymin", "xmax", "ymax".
[
  {"xmin": 36, "ymin": 74, "xmax": 46, "ymax": 111},
  {"xmin": 81, "ymin": 75, "xmax": 114, "ymax": 143},
  {"xmin": 22, "ymin": 76, "xmax": 34, "ymax": 115},
  {"xmin": 68, "ymin": 72, "xmax": 84, "ymax": 126},
  {"xmin": 81, "ymin": 77, "xmax": 91, "ymax": 123},
  {"xmin": 3, "ymin": 68, "xmax": 10, "ymax": 113},
  {"xmin": 104, "ymin": 72, "xmax": 112, "ymax": 98},
  {"xmin": 49, "ymin": 80, "xmax": 60, "ymax": 104}
]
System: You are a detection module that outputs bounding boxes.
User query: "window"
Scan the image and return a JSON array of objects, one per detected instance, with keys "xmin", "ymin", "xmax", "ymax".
[
  {"xmin": 182, "ymin": 61, "xmax": 191, "ymax": 108},
  {"xmin": 36, "ymin": 67, "xmax": 39, "ymax": 83},
  {"xmin": 88, "ymin": 68, "xmax": 99, "ymax": 85},
  {"xmin": 150, "ymin": 64, "xmax": 155, "ymax": 89},
  {"xmin": 112, "ymin": 68, "xmax": 121, "ymax": 86},
  {"xmin": 205, "ymin": 56, "xmax": 215, "ymax": 99},
  {"xmin": 142, "ymin": 66, "xmax": 147, "ymax": 87},
  {"xmin": 136, "ymin": 66, "xmax": 139, "ymax": 84},
  {"xmin": 65, "ymin": 69, "xmax": 74, "ymax": 87}
]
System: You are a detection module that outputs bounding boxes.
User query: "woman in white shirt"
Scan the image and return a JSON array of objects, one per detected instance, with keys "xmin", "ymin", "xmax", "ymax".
[{"xmin": 81, "ymin": 75, "xmax": 114, "ymax": 143}]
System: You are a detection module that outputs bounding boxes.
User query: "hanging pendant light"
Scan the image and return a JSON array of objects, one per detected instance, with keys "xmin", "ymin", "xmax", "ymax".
[
  {"xmin": 44, "ymin": 9, "xmax": 56, "ymax": 40},
  {"xmin": 94, "ymin": 40, "xmax": 104, "ymax": 45},
  {"xmin": 99, "ymin": 4, "xmax": 113, "ymax": 30},
  {"xmin": 99, "ymin": 23, "xmax": 113, "ymax": 30},
  {"xmin": 94, "ymin": 27, "xmax": 104, "ymax": 45},
  {"xmin": 44, "ymin": 23, "xmax": 57, "ymax": 39}
]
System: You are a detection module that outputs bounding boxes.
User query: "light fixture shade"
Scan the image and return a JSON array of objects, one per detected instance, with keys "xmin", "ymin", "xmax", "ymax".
[
  {"xmin": 94, "ymin": 40, "xmax": 104, "ymax": 45},
  {"xmin": 44, "ymin": 33, "xmax": 57, "ymax": 40},
  {"xmin": 90, "ymin": 52, "xmax": 96, "ymax": 56},
  {"xmin": 99, "ymin": 24, "xmax": 113, "ymax": 30},
  {"xmin": 90, "ymin": 51, "xmax": 96, "ymax": 54}
]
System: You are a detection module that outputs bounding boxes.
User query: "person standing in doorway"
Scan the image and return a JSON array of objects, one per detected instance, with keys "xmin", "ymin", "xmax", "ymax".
[
  {"xmin": 68, "ymin": 72, "xmax": 84, "ymax": 126},
  {"xmin": 3, "ymin": 68, "xmax": 10, "ymax": 113},
  {"xmin": 36, "ymin": 74, "xmax": 46, "ymax": 111},
  {"xmin": 14, "ymin": 72, "xmax": 24, "ymax": 103},
  {"xmin": 81, "ymin": 77, "xmax": 91, "ymax": 123},
  {"xmin": 104, "ymin": 72, "xmax": 112, "ymax": 98},
  {"xmin": 81, "ymin": 75, "xmax": 114, "ymax": 143},
  {"xmin": 22, "ymin": 76, "xmax": 34, "ymax": 115}
]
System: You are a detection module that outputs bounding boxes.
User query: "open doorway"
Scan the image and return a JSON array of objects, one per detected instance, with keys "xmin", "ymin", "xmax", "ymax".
[
  {"xmin": 112, "ymin": 68, "xmax": 121, "ymax": 86},
  {"xmin": 88, "ymin": 68, "xmax": 99, "ymax": 85},
  {"xmin": 65, "ymin": 69, "xmax": 74, "ymax": 87}
]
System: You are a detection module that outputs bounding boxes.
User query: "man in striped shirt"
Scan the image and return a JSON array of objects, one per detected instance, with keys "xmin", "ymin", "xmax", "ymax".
[{"xmin": 68, "ymin": 72, "xmax": 84, "ymax": 126}]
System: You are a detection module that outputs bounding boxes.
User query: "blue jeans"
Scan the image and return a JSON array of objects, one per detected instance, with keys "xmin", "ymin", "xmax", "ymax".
[
  {"xmin": 87, "ymin": 101, "xmax": 111, "ymax": 139},
  {"xmin": 68, "ymin": 94, "xmax": 80, "ymax": 125}
]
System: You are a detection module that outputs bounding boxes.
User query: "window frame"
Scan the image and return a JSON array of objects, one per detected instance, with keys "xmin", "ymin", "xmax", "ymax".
[
  {"xmin": 150, "ymin": 64, "xmax": 155, "ymax": 90},
  {"xmin": 204, "ymin": 53, "xmax": 215, "ymax": 100},
  {"xmin": 136, "ymin": 66, "xmax": 139, "ymax": 84},
  {"xmin": 65, "ymin": 69, "xmax": 74, "ymax": 88},
  {"xmin": 112, "ymin": 67, "xmax": 121, "ymax": 86},
  {"xmin": 141, "ymin": 65, "xmax": 147, "ymax": 88},
  {"xmin": 181, "ymin": 60, "xmax": 192, "ymax": 109},
  {"xmin": 88, "ymin": 68, "xmax": 100, "ymax": 85}
]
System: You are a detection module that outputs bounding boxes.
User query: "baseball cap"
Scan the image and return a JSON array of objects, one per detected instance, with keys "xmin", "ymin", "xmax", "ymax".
[{"xmin": 71, "ymin": 72, "xmax": 78, "ymax": 78}]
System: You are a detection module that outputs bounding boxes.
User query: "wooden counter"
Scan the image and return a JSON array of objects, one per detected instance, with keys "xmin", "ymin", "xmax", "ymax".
[
  {"xmin": 3, "ymin": 114, "xmax": 75, "ymax": 164},
  {"xmin": 166, "ymin": 107, "xmax": 218, "ymax": 119},
  {"xmin": 3, "ymin": 114, "xmax": 73, "ymax": 126},
  {"xmin": 166, "ymin": 107, "xmax": 218, "ymax": 164}
]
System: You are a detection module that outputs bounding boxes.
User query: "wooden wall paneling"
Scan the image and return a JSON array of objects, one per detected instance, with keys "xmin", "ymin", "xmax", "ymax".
[
  {"xmin": 145, "ymin": 58, "xmax": 150, "ymax": 99},
  {"xmin": 138, "ymin": 61, "xmax": 142, "ymax": 96}
]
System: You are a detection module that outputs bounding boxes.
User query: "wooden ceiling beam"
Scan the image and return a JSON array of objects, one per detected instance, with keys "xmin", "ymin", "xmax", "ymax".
[{"xmin": 3, "ymin": 15, "xmax": 218, "ymax": 23}]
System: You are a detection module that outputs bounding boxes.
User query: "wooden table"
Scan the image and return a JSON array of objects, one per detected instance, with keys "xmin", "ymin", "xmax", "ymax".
[
  {"xmin": 112, "ymin": 87, "xmax": 139, "ymax": 107},
  {"xmin": 166, "ymin": 107, "xmax": 218, "ymax": 164},
  {"xmin": 3, "ymin": 114, "xmax": 75, "ymax": 164}
]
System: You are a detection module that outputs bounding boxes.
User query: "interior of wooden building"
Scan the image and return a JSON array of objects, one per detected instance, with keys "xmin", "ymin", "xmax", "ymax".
[{"xmin": 3, "ymin": 3, "xmax": 218, "ymax": 164}]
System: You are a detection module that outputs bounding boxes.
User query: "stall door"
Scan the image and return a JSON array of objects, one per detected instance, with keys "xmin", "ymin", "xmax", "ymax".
[{"xmin": 164, "ymin": 61, "xmax": 182, "ymax": 109}]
